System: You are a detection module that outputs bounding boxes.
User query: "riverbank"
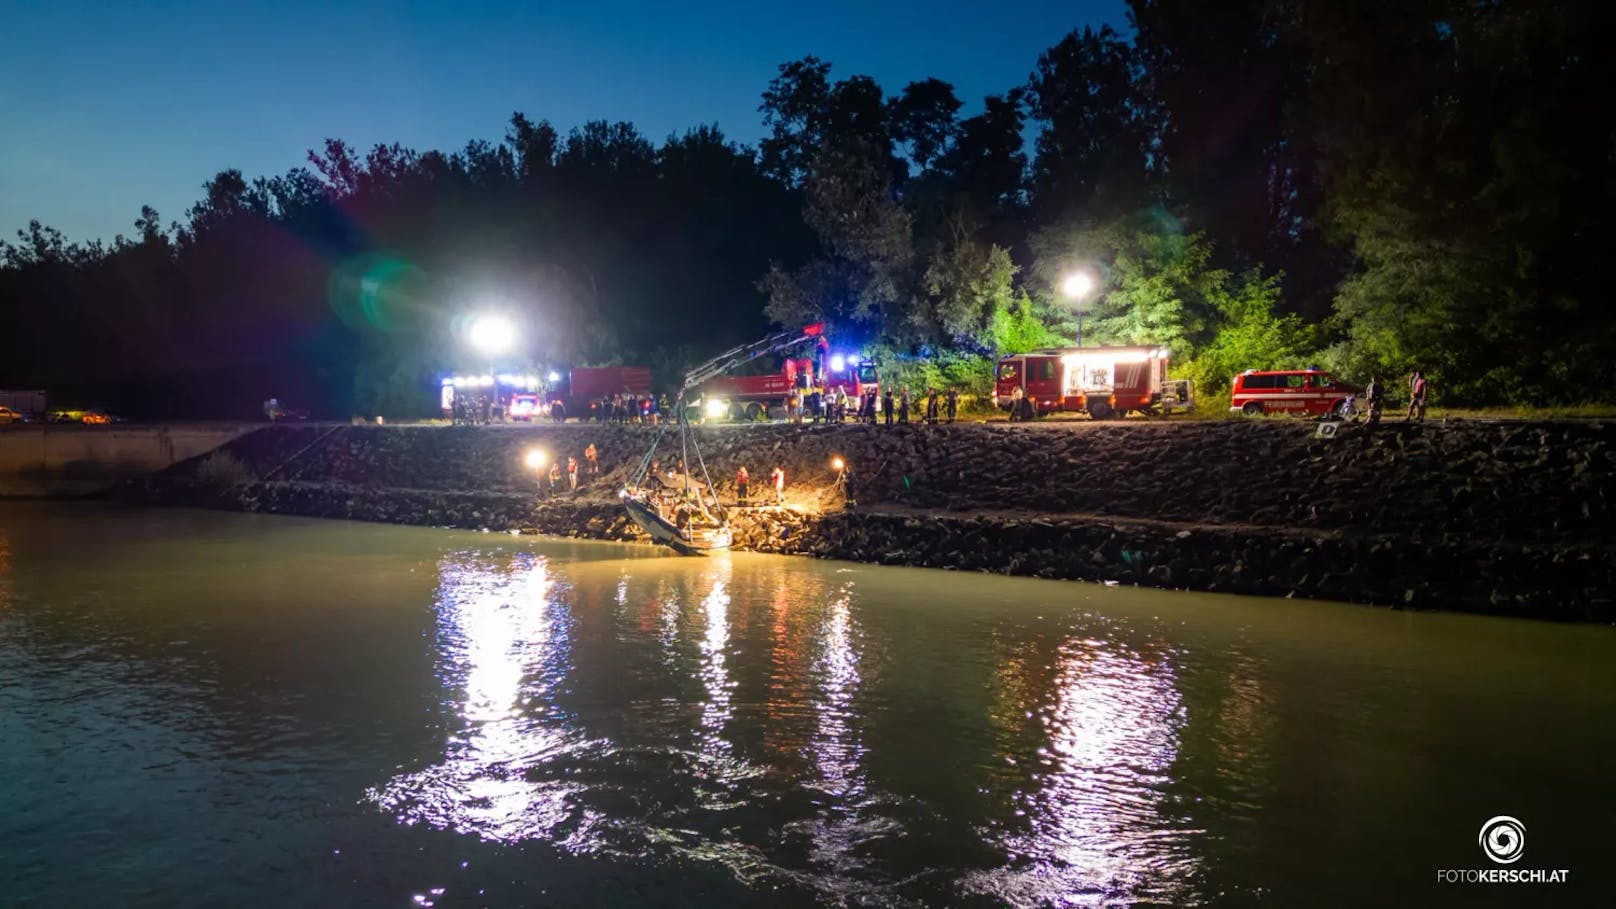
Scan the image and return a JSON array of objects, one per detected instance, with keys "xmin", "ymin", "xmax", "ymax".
[
  {"xmin": 0, "ymin": 424, "xmax": 251, "ymax": 496},
  {"xmin": 115, "ymin": 420, "xmax": 1616, "ymax": 620}
]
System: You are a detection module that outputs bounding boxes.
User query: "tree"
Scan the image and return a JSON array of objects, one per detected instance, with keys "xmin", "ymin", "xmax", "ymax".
[
  {"xmin": 1026, "ymin": 26, "xmax": 1156, "ymax": 226},
  {"xmin": 936, "ymin": 91, "xmax": 1029, "ymax": 229},
  {"xmin": 763, "ymin": 137, "xmax": 914, "ymax": 338},
  {"xmin": 1302, "ymin": 0, "xmax": 1616, "ymax": 403},
  {"xmin": 888, "ymin": 78, "xmax": 962, "ymax": 174},
  {"xmin": 1034, "ymin": 214, "xmax": 1306, "ymax": 393},
  {"xmin": 759, "ymin": 56, "xmax": 834, "ymax": 185},
  {"xmin": 1128, "ymin": 0, "xmax": 1326, "ymax": 301}
]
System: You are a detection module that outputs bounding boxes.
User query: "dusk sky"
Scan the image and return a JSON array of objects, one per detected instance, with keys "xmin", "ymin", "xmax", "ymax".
[{"xmin": 0, "ymin": 0, "xmax": 1128, "ymax": 244}]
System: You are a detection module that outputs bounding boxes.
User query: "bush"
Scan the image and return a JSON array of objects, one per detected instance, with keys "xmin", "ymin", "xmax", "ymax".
[{"xmin": 195, "ymin": 451, "xmax": 253, "ymax": 488}]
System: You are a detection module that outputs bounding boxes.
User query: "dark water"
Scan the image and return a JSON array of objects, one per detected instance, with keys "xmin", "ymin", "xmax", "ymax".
[{"xmin": 1, "ymin": 503, "xmax": 1611, "ymax": 908}]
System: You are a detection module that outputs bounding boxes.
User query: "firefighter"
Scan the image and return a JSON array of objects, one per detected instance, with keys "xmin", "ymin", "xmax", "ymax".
[
  {"xmin": 1009, "ymin": 385, "xmax": 1024, "ymax": 422},
  {"xmin": 548, "ymin": 460, "xmax": 563, "ymax": 490},
  {"xmin": 585, "ymin": 443, "xmax": 598, "ymax": 476},
  {"xmin": 865, "ymin": 390, "xmax": 878, "ymax": 424},
  {"xmin": 882, "ymin": 389, "xmax": 894, "ymax": 425},
  {"xmin": 925, "ymin": 388, "xmax": 940, "ymax": 424},
  {"xmin": 946, "ymin": 387, "xmax": 959, "ymax": 422},
  {"xmin": 1407, "ymin": 370, "xmax": 1428, "ymax": 423},
  {"xmin": 736, "ymin": 465, "xmax": 750, "ymax": 505},
  {"xmin": 898, "ymin": 388, "xmax": 910, "ymax": 423},
  {"xmin": 770, "ymin": 465, "xmax": 786, "ymax": 504},
  {"xmin": 567, "ymin": 456, "xmax": 579, "ymax": 491}
]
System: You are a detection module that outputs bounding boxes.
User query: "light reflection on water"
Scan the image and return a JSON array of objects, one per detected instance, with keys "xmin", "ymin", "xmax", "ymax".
[
  {"xmin": 367, "ymin": 549, "xmax": 1214, "ymax": 905},
  {"xmin": 971, "ymin": 636, "xmax": 1195, "ymax": 907},
  {"xmin": 366, "ymin": 552, "xmax": 598, "ymax": 849}
]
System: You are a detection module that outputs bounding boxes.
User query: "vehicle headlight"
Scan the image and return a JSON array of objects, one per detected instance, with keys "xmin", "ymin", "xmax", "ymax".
[{"xmin": 704, "ymin": 398, "xmax": 728, "ymax": 418}]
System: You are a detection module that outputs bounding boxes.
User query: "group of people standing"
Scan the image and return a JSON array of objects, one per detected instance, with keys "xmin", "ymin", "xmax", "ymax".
[
  {"xmin": 597, "ymin": 393, "xmax": 667, "ymax": 425},
  {"xmin": 786, "ymin": 385, "xmax": 960, "ymax": 425},
  {"xmin": 733, "ymin": 465, "xmax": 787, "ymax": 506},
  {"xmin": 535, "ymin": 443, "xmax": 600, "ymax": 497},
  {"xmin": 1359, "ymin": 369, "xmax": 1431, "ymax": 429}
]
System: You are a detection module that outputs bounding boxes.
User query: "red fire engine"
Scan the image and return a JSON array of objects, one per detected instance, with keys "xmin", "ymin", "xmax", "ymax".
[
  {"xmin": 693, "ymin": 326, "xmax": 878, "ymax": 421},
  {"xmin": 993, "ymin": 346, "xmax": 1194, "ymax": 419},
  {"xmin": 536, "ymin": 366, "xmax": 654, "ymax": 422}
]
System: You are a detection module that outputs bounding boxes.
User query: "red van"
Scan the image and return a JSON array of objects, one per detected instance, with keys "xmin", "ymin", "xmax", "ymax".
[{"xmin": 1230, "ymin": 369, "xmax": 1358, "ymax": 418}]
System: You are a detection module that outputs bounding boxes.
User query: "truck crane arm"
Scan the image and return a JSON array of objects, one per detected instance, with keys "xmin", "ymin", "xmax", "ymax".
[{"xmin": 677, "ymin": 323, "xmax": 826, "ymax": 397}]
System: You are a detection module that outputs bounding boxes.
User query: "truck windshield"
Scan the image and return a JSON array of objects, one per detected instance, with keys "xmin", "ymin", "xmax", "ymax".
[{"xmin": 857, "ymin": 364, "xmax": 877, "ymax": 383}]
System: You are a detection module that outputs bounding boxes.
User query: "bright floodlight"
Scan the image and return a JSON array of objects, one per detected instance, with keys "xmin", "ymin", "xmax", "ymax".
[
  {"xmin": 705, "ymin": 398, "xmax": 728, "ymax": 419},
  {"xmin": 468, "ymin": 314, "xmax": 516, "ymax": 355},
  {"xmin": 547, "ymin": 370, "xmax": 560, "ymax": 383},
  {"xmin": 830, "ymin": 354, "xmax": 847, "ymax": 373},
  {"xmin": 831, "ymin": 456, "xmax": 845, "ymax": 471},
  {"xmin": 525, "ymin": 450, "xmax": 546, "ymax": 469},
  {"xmin": 1061, "ymin": 271, "xmax": 1096, "ymax": 300}
]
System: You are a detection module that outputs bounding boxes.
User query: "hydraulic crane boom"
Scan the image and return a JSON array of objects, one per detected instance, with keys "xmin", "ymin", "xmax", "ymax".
[{"xmin": 677, "ymin": 323, "xmax": 825, "ymax": 398}]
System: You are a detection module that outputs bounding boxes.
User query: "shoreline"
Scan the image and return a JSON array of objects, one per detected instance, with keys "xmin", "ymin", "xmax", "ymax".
[{"xmin": 108, "ymin": 419, "xmax": 1616, "ymax": 622}]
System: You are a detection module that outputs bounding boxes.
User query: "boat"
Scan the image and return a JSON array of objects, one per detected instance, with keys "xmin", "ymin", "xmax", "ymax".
[
  {"xmin": 620, "ymin": 489, "xmax": 732, "ymax": 555},
  {"xmin": 620, "ymin": 418, "xmax": 732, "ymax": 555}
]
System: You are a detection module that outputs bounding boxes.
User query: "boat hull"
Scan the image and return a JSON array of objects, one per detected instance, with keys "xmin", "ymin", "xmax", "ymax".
[{"xmin": 622, "ymin": 493, "xmax": 732, "ymax": 556}]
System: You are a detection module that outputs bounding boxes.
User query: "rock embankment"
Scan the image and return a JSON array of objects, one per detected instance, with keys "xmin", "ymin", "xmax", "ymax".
[{"xmin": 117, "ymin": 419, "xmax": 1616, "ymax": 621}]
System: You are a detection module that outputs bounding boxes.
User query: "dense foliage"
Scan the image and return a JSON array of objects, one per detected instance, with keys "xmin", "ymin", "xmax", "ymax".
[{"xmin": 2, "ymin": 1, "xmax": 1610, "ymax": 416}]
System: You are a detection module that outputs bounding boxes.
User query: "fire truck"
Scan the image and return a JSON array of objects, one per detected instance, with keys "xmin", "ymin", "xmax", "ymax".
[
  {"xmin": 692, "ymin": 326, "xmax": 879, "ymax": 421},
  {"xmin": 993, "ymin": 346, "xmax": 1193, "ymax": 419},
  {"xmin": 534, "ymin": 365, "xmax": 653, "ymax": 422}
]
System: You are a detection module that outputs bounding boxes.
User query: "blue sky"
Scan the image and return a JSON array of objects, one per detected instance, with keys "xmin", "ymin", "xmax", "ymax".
[{"xmin": 0, "ymin": 0, "xmax": 1127, "ymax": 243}]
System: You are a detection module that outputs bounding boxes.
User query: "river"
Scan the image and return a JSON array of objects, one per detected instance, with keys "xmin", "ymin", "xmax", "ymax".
[{"xmin": 1, "ymin": 502, "xmax": 1611, "ymax": 907}]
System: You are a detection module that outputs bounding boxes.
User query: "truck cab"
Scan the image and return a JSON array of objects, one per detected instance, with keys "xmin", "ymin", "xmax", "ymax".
[{"xmin": 994, "ymin": 354, "xmax": 1063, "ymax": 415}]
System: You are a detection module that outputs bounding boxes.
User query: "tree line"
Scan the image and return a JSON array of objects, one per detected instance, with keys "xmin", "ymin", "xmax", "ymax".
[{"xmin": 2, "ymin": 0, "xmax": 1610, "ymax": 418}]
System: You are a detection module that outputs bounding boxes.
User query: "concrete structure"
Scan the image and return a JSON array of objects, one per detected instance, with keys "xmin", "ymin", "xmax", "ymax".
[{"xmin": 0, "ymin": 424, "xmax": 252, "ymax": 496}]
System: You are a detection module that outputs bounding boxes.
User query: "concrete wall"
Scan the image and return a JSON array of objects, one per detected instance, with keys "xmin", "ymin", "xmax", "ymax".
[{"xmin": 0, "ymin": 424, "xmax": 252, "ymax": 496}]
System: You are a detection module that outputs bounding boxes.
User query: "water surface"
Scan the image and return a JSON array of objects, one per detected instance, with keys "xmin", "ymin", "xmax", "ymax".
[{"xmin": 2, "ymin": 503, "xmax": 1611, "ymax": 907}]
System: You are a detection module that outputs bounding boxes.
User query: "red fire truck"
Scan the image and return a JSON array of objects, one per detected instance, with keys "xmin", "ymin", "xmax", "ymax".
[
  {"xmin": 532, "ymin": 366, "xmax": 654, "ymax": 422},
  {"xmin": 693, "ymin": 330, "xmax": 878, "ymax": 421},
  {"xmin": 993, "ymin": 346, "xmax": 1193, "ymax": 419}
]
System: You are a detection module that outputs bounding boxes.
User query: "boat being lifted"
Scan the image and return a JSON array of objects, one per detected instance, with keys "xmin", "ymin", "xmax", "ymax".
[
  {"xmin": 620, "ymin": 323, "xmax": 828, "ymax": 555},
  {"xmin": 620, "ymin": 490, "xmax": 732, "ymax": 555},
  {"xmin": 620, "ymin": 420, "xmax": 733, "ymax": 555}
]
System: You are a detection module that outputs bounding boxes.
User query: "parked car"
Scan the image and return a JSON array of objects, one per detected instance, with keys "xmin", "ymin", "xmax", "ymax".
[
  {"xmin": 47, "ymin": 408, "xmax": 119, "ymax": 425},
  {"xmin": 1230, "ymin": 369, "xmax": 1359, "ymax": 418},
  {"xmin": 0, "ymin": 405, "xmax": 22, "ymax": 424}
]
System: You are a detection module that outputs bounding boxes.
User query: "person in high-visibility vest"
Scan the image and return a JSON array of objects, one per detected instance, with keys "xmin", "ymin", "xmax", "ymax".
[{"xmin": 770, "ymin": 466, "xmax": 786, "ymax": 504}]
